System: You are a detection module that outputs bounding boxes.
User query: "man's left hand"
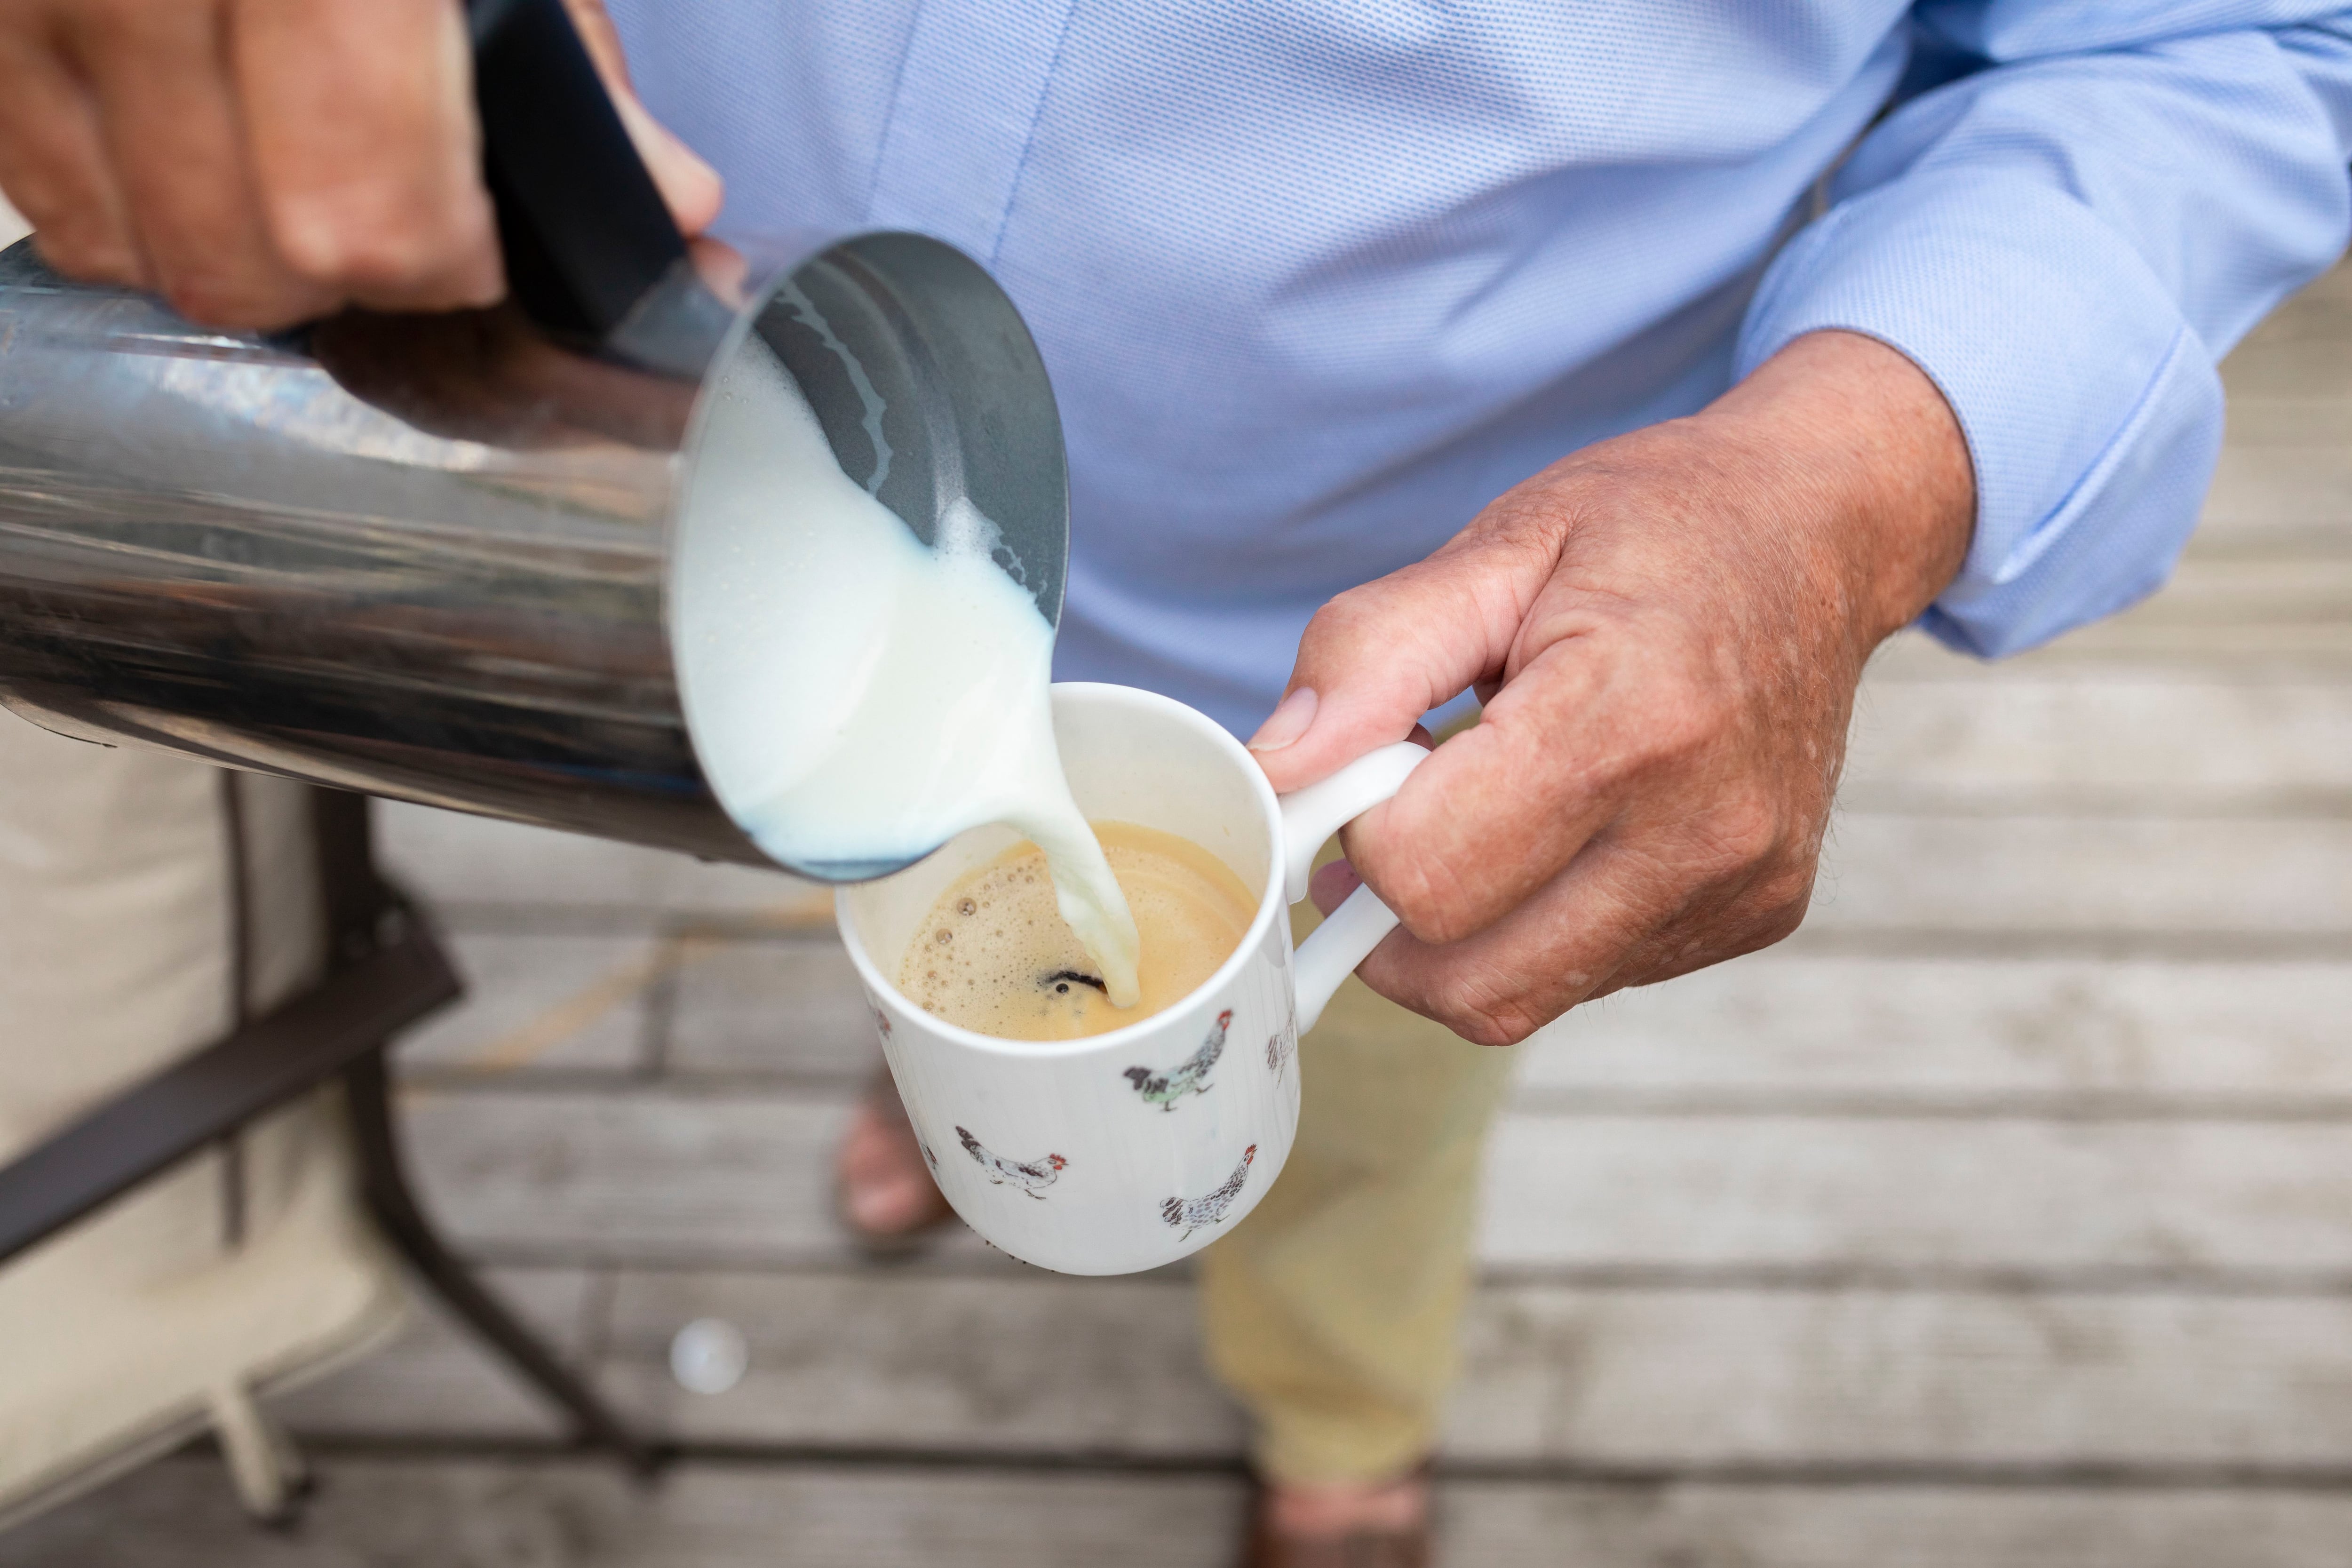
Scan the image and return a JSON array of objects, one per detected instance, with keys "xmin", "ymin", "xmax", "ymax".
[{"xmin": 1248, "ymin": 330, "xmax": 1975, "ymax": 1045}]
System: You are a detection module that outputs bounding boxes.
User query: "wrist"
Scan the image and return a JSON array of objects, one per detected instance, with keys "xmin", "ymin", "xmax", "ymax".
[{"xmin": 1698, "ymin": 329, "xmax": 1976, "ymax": 653}]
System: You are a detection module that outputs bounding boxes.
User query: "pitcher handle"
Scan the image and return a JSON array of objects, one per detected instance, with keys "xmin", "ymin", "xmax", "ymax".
[
  {"xmin": 1275, "ymin": 741, "xmax": 1429, "ymax": 1035},
  {"xmin": 467, "ymin": 0, "xmax": 732, "ymax": 377}
]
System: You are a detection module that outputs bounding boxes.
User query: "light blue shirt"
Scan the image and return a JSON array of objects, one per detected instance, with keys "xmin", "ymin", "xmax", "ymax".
[{"xmin": 611, "ymin": 0, "xmax": 2352, "ymax": 737}]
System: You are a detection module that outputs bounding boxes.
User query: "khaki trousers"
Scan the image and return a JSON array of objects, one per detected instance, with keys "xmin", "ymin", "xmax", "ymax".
[{"xmin": 1199, "ymin": 863, "xmax": 1516, "ymax": 1486}]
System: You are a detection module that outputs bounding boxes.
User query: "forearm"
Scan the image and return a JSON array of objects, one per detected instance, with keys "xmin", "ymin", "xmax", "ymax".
[
  {"xmin": 1738, "ymin": 7, "xmax": 2352, "ymax": 657},
  {"xmin": 1695, "ymin": 329, "xmax": 1974, "ymax": 656}
]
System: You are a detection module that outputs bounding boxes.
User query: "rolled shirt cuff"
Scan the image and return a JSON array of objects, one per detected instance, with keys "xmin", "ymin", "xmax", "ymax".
[{"xmin": 1734, "ymin": 168, "xmax": 2224, "ymax": 657}]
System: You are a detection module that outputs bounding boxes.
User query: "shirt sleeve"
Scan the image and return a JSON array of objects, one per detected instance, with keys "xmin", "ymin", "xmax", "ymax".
[{"xmin": 1735, "ymin": 4, "xmax": 2352, "ymax": 657}]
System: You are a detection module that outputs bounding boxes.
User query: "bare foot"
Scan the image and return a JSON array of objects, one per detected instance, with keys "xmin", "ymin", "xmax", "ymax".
[{"xmin": 833, "ymin": 1071, "xmax": 953, "ymax": 1248}]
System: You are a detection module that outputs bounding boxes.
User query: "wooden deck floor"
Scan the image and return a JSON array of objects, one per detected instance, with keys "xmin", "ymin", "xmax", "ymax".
[{"xmin": 4, "ymin": 232, "xmax": 2351, "ymax": 1563}]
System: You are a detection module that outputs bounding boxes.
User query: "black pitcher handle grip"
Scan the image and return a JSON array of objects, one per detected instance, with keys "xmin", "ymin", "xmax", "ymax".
[{"xmin": 466, "ymin": 0, "xmax": 726, "ymax": 374}]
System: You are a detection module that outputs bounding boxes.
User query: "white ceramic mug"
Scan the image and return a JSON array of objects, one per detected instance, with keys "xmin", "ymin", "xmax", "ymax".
[{"xmin": 837, "ymin": 682, "xmax": 1425, "ymax": 1275}]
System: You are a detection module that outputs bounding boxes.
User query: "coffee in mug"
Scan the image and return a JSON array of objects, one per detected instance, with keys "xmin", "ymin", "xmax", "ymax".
[
  {"xmin": 838, "ymin": 683, "xmax": 1430, "ymax": 1275},
  {"xmin": 900, "ymin": 822, "xmax": 1257, "ymax": 1040}
]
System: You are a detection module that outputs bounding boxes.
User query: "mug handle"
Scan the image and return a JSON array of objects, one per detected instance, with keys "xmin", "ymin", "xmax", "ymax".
[{"xmin": 1275, "ymin": 741, "xmax": 1429, "ymax": 1034}]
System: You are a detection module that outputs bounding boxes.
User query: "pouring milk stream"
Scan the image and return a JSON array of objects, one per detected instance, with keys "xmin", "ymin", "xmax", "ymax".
[{"xmin": 671, "ymin": 320, "xmax": 1142, "ymax": 1007}]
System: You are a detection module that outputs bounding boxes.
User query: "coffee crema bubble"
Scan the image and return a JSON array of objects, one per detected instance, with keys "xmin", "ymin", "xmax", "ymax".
[{"xmin": 901, "ymin": 822, "xmax": 1259, "ymax": 1041}]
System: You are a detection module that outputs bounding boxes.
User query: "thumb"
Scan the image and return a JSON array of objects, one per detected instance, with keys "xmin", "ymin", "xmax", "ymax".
[
  {"xmin": 562, "ymin": 0, "xmax": 724, "ymax": 236},
  {"xmin": 1248, "ymin": 529, "xmax": 1549, "ymax": 792}
]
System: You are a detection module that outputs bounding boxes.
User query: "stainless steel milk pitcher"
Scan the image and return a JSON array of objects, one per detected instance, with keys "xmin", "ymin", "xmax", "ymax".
[{"xmin": 0, "ymin": 0, "xmax": 1069, "ymax": 877}]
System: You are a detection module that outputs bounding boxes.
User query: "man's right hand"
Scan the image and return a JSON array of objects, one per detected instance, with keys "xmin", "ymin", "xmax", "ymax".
[{"xmin": 0, "ymin": 0, "xmax": 719, "ymax": 329}]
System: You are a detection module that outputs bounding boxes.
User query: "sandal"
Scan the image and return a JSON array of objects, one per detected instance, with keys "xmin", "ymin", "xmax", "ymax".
[{"xmin": 1240, "ymin": 1466, "xmax": 1433, "ymax": 1568}]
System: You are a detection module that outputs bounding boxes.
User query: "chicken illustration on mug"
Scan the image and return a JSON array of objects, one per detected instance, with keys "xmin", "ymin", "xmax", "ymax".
[
  {"xmin": 1122, "ymin": 1009, "xmax": 1230, "ymax": 1111},
  {"xmin": 1162, "ymin": 1145, "xmax": 1258, "ymax": 1241},
  {"xmin": 956, "ymin": 1126, "xmax": 1068, "ymax": 1199},
  {"xmin": 1265, "ymin": 1028, "xmax": 1295, "ymax": 1083}
]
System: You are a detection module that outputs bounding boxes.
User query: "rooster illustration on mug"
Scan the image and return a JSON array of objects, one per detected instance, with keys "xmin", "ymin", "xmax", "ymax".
[
  {"xmin": 1265, "ymin": 1027, "xmax": 1295, "ymax": 1083},
  {"xmin": 957, "ymin": 1126, "xmax": 1067, "ymax": 1198},
  {"xmin": 1161, "ymin": 1145, "xmax": 1257, "ymax": 1239},
  {"xmin": 1266, "ymin": 987, "xmax": 1298, "ymax": 1082},
  {"xmin": 1123, "ymin": 1009, "xmax": 1230, "ymax": 1111}
]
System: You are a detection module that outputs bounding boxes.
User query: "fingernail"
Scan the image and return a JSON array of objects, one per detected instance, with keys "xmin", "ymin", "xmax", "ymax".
[{"xmin": 1248, "ymin": 687, "xmax": 1318, "ymax": 752}]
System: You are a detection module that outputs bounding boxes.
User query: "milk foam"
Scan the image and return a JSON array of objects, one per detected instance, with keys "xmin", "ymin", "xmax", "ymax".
[
  {"xmin": 904, "ymin": 821, "xmax": 1259, "ymax": 1040},
  {"xmin": 673, "ymin": 330, "xmax": 1141, "ymax": 1005}
]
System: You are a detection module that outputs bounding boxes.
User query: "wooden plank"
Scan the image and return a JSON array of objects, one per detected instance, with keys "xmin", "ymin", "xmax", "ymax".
[
  {"xmin": 1871, "ymin": 623, "xmax": 2352, "ymax": 676},
  {"xmin": 13, "ymin": 1461, "xmax": 2352, "ymax": 1568},
  {"xmin": 397, "ymin": 1083, "xmax": 992, "ymax": 1269},
  {"xmin": 588, "ymin": 1268, "xmax": 2352, "ymax": 1468},
  {"xmin": 0, "ymin": 1457, "xmax": 1242, "ymax": 1568},
  {"xmin": 2199, "ymin": 446, "xmax": 2352, "ymax": 537},
  {"xmin": 269, "ymin": 1267, "xmax": 596, "ymax": 1440},
  {"xmin": 1478, "ymin": 1113, "xmax": 2352, "ymax": 1275},
  {"xmin": 378, "ymin": 804, "xmax": 830, "ymax": 928},
  {"xmin": 1445, "ymin": 1481, "xmax": 2352, "ymax": 1568},
  {"xmin": 1447, "ymin": 1285, "xmax": 2352, "ymax": 1469},
  {"xmin": 1864, "ymin": 552, "xmax": 2352, "ymax": 673},
  {"xmin": 2100, "ymin": 558, "xmax": 2352, "ymax": 625},
  {"xmin": 399, "ymin": 1084, "xmax": 2352, "ymax": 1274},
  {"xmin": 1804, "ymin": 814, "xmax": 2352, "ymax": 936},
  {"xmin": 1520, "ymin": 953, "xmax": 2352, "ymax": 1106},
  {"xmin": 1841, "ymin": 676, "xmax": 2352, "ymax": 805},
  {"xmin": 600, "ymin": 1267, "xmax": 1242, "ymax": 1455},
  {"xmin": 2233, "ymin": 289, "xmax": 2352, "ymax": 352},
  {"xmin": 661, "ymin": 936, "xmax": 879, "ymax": 1082},
  {"xmin": 2216, "ymin": 395, "xmax": 2352, "ymax": 449},
  {"xmin": 397, "ymin": 1084, "xmax": 856, "ymax": 1265},
  {"xmin": 392, "ymin": 730, "xmax": 2352, "ymax": 964},
  {"xmin": 398, "ymin": 933, "xmax": 662, "ymax": 1075},
  {"xmin": 2214, "ymin": 336, "xmax": 2352, "ymax": 400}
]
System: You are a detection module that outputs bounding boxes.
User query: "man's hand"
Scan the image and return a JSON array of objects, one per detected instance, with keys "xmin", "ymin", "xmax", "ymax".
[
  {"xmin": 0, "ymin": 0, "xmax": 719, "ymax": 328},
  {"xmin": 1249, "ymin": 330, "xmax": 1975, "ymax": 1045}
]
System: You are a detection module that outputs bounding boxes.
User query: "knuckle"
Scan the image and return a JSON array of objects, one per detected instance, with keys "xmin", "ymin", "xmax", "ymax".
[
  {"xmin": 32, "ymin": 229, "xmax": 140, "ymax": 287},
  {"xmin": 161, "ymin": 278, "xmax": 308, "ymax": 330},
  {"xmin": 286, "ymin": 225, "xmax": 415, "ymax": 292},
  {"xmin": 157, "ymin": 275, "xmax": 228, "ymax": 322},
  {"xmin": 1705, "ymin": 862, "xmax": 1817, "ymax": 965},
  {"xmin": 1301, "ymin": 585, "xmax": 1386, "ymax": 652},
  {"xmin": 1439, "ymin": 995, "xmax": 1542, "ymax": 1048},
  {"xmin": 1744, "ymin": 879, "xmax": 1816, "ymax": 953},
  {"xmin": 1425, "ymin": 962, "xmax": 1550, "ymax": 1048},
  {"xmin": 145, "ymin": 241, "xmax": 307, "ymax": 326},
  {"xmin": 1754, "ymin": 899, "xmax": 1809, "ymax": 947},
  {"xmin": 1656, "ymin": 786, "xmax": 1796, "ymax": 891},
  {"xmin": 272, "ymin": 189, "xmax": 479, "ymax": 298},
  {"xmin": 1376, "ymin": 853, "xmax": 1488, "ymax": 948},
  {"xmin": 1388, "ymin": 885, "xmax": 1460, "ymax": 945},
  {"xmin": 1723, "ymin": 898, "xmax": 1809, "ymax": 963},
  {"xmin": 1478, "ymin": 1011, "xmax": 1542, "ymax": 1048},
  {"xmin": 1749, "ymin": 857, "xmax": 1818, "ymax": 918},
  {"xmin": 1701, "ymin": 794, "xmax": 1783, "ymax": 870}
]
